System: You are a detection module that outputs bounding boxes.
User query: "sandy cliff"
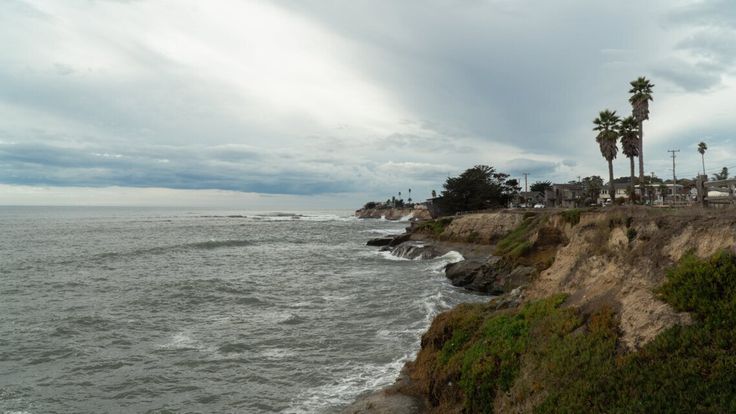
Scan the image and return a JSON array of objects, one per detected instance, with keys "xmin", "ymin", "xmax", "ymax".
[
  {"xmin": 354, "ymin": 207, "xmax": 736, "ymax": 413},
  {"xmin": 355, "ymin": 207, "xmax": 432, "ymax": 221}
]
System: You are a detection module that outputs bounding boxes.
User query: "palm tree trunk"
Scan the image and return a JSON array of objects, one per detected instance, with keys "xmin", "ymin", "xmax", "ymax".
[
  {"xmin": 608, "ymin": 160, "xmax": 615, "ymax": 204},
  {"xmin": 630, "ymin": 156, "xmax": 635, "ymax": 204},
  {"xmin": 701, "ymin": 154, "xmax": 706, "ymax": 178},
  {"xmin": 638, "ymin": 120, "xmax": 645, "ymax": 199}
]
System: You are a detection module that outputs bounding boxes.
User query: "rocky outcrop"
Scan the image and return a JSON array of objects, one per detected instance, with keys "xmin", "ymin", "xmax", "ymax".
[
  {"xmin": 354, "ymin": 207, "xmax": 736, "ymax": 413},
  {"xmin": 367, "ymin": 237, "xmax": 393, "ymax": 247},
  {"xmin": 355, "ymin": 207, "xmax": 432, "ymax": 221},
  {"xmin": 444, "ymin": 257, "xmax": 535, "ymax": 295},
  {"xmin": 341, "ymin": 371, "xmax": 426, "ymax": 414},
  {"xmin": 437, "ymin": 212, "xmax": 523, "ymax": 243},
  {"xmin": 389, "ymin": 241, "xmax": 444, "ymax": 260},
  {"xmin": 366, "ymin": 233, "xmax": 411, "ymax": 247}
]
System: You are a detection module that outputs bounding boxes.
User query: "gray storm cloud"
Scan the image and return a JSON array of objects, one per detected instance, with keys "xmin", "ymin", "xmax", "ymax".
[{"xmin": 1, "ymin": 0, "xmax": 735, "ymax": 205}]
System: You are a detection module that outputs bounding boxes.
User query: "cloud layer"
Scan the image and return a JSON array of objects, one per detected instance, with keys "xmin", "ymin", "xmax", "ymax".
[{"xmin": 1, "ymin": 0, "xmax": 735, "ymax": 205}]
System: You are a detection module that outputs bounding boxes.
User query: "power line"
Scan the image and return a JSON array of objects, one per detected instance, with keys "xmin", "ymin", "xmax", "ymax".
[{"xmin": 668, "ymin": 164, "xmax": 736, "ymax": 180}]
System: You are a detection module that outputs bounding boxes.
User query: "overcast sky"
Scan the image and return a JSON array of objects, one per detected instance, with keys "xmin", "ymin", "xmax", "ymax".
[{"xmin": 1, "ymin": 0, "xmax": 735, "ymax": 207}]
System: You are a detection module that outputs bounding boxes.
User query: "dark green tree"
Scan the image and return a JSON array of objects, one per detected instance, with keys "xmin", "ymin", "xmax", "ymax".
[
  {"xmin": 581, "ymin": 176, "xmax": 604, "ymax": 204},
  {"xmin": 713, "ymin": 167, "xmax": 729, "ymax": 181},
  {"xmin": 530, "ymin": 181, "xmax": 552, "ymax": 193},
  {"xmin": 439, "ymin": 165, "xmax": 520, "ymax": 214}
]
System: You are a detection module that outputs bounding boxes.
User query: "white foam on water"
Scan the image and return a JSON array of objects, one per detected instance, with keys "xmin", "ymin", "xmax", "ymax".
[
  {"xmin": 419, "ymin": 291, "xmax": 451, "ymax": 325},
  {"xmin": 284, "ymin": 357, "xmax": 409, "ymax": 414},
  {"xmin": 158, "ymin": 332, "xmax": 208, "ymax": 352},
  {"xmin": 397, "ymin": 213, "xmax": 414, "ymax": 222},
  {"xmin": 260, "ymin": 310, "xmax": 299, "ymax": 324},
  {"xmin": 426, "ymin": 250, "xmax": 465, "ymax": 273},
  {"xmin": 361, "ymin": 228, "xmax": 405, "ymax": 236},
  {"xmin": 322, "ymin": 293, "xmax": 357, "ymax": 302},
  {"xmin": 375, "ymin": 250, "xmax": 410, "ymax": 261},
  {"xmin": 259, "ymin": 348, "xmax": 297, "ymax": 360}
]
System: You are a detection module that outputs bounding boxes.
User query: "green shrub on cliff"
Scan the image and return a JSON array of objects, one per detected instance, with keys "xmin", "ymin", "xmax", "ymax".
[
  {"xmin": 411, "ymin": 251, "xmax": 736, "ymax": 413},
  {"xmin": 540, "ymin": 250, "xmax": 736, "ymax": 413},
  {"xmin": 414, "ymin": 217, "xmax": 453, "ymax": 238},
  {"xmin": 431, "ymin": 294, "xmax": 585, "ymax": 413},
  {"xmin": 495, "ymin": 215, "xmax": 537, "ymax": 257},
  {"xmin": 657, "ymin": 250, "xmax": 736, "ymax": 325},
  {"xmin": 560, "ymin": 208, "xmax": 581, "ymax": 226}
]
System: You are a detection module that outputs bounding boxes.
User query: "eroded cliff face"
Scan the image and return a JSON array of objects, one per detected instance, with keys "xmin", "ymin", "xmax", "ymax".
[
  {"xmin": 355, "ymin": 207, "xmax": 432, "ymax": 221},
  {"xmin": 417, "ymin": 207, "xmax": 736, "ymax": 349},
  {"xmin": 528, "ymin": 208, "xmax": 736, "ymax": 348},
  {"xmin": 440, "ymin": 212, "xmax": 523, "ymax": 243},
  {"xmin": 352, "ymin": 207, "xmax": 736, "ymax": 414}
]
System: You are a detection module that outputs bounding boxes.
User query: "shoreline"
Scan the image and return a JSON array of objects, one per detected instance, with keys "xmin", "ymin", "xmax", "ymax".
[{"xmin": 343, "ymin": 231, "xmax": 497, "ymax": 413}]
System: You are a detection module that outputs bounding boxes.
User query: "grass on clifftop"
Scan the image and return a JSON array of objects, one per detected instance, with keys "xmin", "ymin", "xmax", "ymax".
[
  {"xmin": 494, "ymin": 215, "xmax": 539, "ymax": 258},
  {"xmin": 414, "ymin": 217, "xmax": 454, "ymax": 238},
  {"xmin": 410, "ymin": 250, "xmax": 736, "ymax": 413}
]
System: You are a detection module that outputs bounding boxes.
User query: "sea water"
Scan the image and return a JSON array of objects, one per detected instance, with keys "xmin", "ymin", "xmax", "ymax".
[{"xmin": 0, "ymin": 207, "xmax": 485, "ymax": 413}]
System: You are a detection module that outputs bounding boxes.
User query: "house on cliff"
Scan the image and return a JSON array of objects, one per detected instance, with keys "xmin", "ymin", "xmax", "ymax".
[
  {"xmin": 513, "ymin": 191, "xmax": 544, "ymax": 207},
  {"xmin": 544, "ymin": 183, "xmax": 583, "ymax": 208},
  {"xmin": 600, "ymin": 182, "xmax": 684, "ymax": 205}
]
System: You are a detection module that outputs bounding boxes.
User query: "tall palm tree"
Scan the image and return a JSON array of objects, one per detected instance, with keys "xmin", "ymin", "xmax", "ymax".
[
  {"xmin": 594, "ymin": 109, "xmax": 621, "ymax": 202},
  {"xmin": 629, "ymin": 76, "xmax": 654, "ymax": 197},
  {"xmin": 619, "ymin": 116, "xmax": 640, "ymax": 202},
  {"xmin": 698, "ymin": 142, "xmax": 708, "ymax": 178}
]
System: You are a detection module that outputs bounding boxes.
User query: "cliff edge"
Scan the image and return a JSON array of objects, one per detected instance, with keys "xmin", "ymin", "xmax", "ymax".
[{"xmin": 369, "ymin": 207, "xmax": 736, "ymax": 413}]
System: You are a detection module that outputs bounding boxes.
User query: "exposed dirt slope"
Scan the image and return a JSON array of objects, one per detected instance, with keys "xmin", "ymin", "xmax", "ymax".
[
  {"xmin": 440, "ymin": 212, "xmax": 523, "ymax": 243},
  {"xmin": 528, "ymin": 207, "xmax": 736, "ymax": 348}
]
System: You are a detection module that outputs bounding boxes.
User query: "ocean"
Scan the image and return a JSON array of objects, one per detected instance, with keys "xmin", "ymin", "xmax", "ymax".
[{"xmin": 0, "ymin": 207, "xmax": 485, "ymax": 413}]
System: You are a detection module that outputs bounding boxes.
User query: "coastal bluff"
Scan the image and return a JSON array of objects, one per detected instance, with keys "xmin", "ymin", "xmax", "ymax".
[
  {"xmin": 355, "ymin": 206, "xmax": 432, "ymax": 221},
  {"xmin": 356, "ymin": 206, "xmax": 736, "ymax": 413}
]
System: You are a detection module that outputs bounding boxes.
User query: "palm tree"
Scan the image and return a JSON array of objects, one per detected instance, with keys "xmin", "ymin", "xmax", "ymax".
[
  {"xmin": 698, "ymin": 142, "xmax": 708, "ymax": 178},
  {"xmin": 594, "ymin": 109, "xmax": 621, "ymax": 202},
  {"xmin": 618, "ymin": 116, "xmax": 640, "ymax": 202},
  {"xmin": 629, "ymin": 76, "xmax": 654, "ymax": 197}
]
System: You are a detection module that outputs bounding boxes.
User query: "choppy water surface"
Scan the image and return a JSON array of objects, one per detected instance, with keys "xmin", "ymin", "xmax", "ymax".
[{"xmin": 0, "ymin": 207, "xmax": 485, "ymax": 413}]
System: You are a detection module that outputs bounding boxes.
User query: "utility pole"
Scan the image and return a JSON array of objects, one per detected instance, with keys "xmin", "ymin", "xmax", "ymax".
[
  {"xmin": 522, "ymin": 173, "xmax": 529, "ymax": 192},
  {"xmin": 668, "ymin": 149, "xmax": 680, "ymax": 198}
]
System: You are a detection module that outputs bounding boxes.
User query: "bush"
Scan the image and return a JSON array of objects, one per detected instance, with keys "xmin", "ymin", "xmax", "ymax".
[
  {"xmin": 560, "ymin": 209, "xmax": 581, "ymax": 226},
  {"xmin": 550, "ymin": 251, "xmax": 736, "ymax": 413},
  {"xmin": 438, "ymin": 295, "xmax": 571, "ymax": 413},
  {"xmin": 415, "ymin": 217, "xmax": 453, "ymax": 237},
  {"xmin": 657, "ymin": 250, "xmax": 736, "ymax": 326},
  {"xmin": 413, "ymin": 251, "xmax": 736, "ymax": 413},
  {"xmin": 626, "ymin": 227, "xmax": 637, "ymax": 242},
  {"xmin": 495, "ymin": 216, "xmax": 537, "ymax": 257}
]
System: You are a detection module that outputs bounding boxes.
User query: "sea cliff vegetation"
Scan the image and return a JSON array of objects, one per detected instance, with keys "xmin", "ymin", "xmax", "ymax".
[
  {"xmin": 364, "ymin": 206, "xmax": 736, "ymax": 414},
  {"xmin": 402, "ymin": 250, "xmax": 736, "ymax": 413}
]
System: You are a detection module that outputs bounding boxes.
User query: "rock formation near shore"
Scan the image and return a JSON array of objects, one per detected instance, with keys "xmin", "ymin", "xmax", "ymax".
[{"xmin": 355, "ymin": 207, "xmax": 432, "ymax": 221}]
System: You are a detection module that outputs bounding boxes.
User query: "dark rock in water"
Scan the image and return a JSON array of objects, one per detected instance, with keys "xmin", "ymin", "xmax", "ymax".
[
  {"xmin": 379, "ymin": 246, "xmax": 393, "ymax": 252},
  {"xmin": 388, "ymin": 233, "xmax": 411, "ymax": 247},
  {"xmin": 390, "ymin": 241, "xmax": 443, "ymax": 260},
  {"xmin": 367, "ymin": 233, "xmax": 410, "ymax": 247},
  {"xmin": 367, "ymin": 237, "xmax": 394, "ymax": 246},
  {"xmin": 445, "ymin": 257, "xmax": 536, "ymax": 294}
]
